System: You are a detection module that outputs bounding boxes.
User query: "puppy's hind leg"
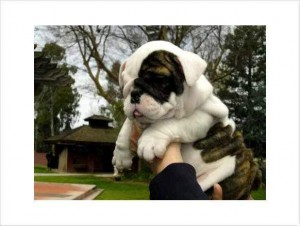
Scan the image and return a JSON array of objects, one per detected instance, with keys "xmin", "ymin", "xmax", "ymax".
[{"xmin": 197, "ymin": 156, "xmax": 236, "ymax": 192}]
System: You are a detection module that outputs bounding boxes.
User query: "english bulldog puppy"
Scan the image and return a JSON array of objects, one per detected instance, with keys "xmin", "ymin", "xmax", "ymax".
[{"xmin": 112, "ymin": 41, "xmax": 249, "ymax": 195}]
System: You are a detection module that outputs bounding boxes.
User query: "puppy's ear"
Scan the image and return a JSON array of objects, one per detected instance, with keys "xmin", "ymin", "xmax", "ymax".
[
  {"xmin": 178, "ymin": 51, "xmax": 207, "ymax": 86},
  {"xmin": 119, "ymin": 61, "xmax": 135, "ymax": 98},
  {"xmin": 118, "ymin": 61, "xmax": 126, "ymax": 89}
]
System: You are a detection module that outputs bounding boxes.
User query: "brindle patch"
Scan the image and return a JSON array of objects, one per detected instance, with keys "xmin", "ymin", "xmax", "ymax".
[
  {"xmin": 197, "ymin": 123, "xmax": 262, "ymax": 200},
  {"xmin": 140, "ymin": 51, "xmax": 182, "ymax": 77},
  {"xmin": 218, "ymin": 152, "xmax": 260, "ymax": 200},
  {"xmin": 194, "ymin": 123, "xmax": 235, "ymax": 151},
  {"xmin": 134, "ymin": 50, "xmax": 186, "ymax": 103}
]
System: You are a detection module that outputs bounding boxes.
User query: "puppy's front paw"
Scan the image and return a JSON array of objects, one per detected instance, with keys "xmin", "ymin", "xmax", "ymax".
[
  {"xmin": 112, "ymin": 148, "xmax": 133, "ymax": 171},
  {"xmin": 137, "ymin": 132, "xmax": 170, "ymax": 162}
]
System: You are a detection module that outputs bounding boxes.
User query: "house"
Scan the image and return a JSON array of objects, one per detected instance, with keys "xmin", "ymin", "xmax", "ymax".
[{"xmin": 44, "ymin": 115, "xmax": 131, "ymax": 173}]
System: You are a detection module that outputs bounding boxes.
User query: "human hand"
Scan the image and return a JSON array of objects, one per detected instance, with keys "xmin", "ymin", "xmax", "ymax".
[
  {"xmin": 130, "ymin": 122, "xmax": 258, "ymax": 199},
  {"xmin": 211, "ymin": 183, "xmax": 253, "ymax": 200},
  {"xmin": 212, "ymin": 184, "xmax": 223, "ymax": 200}
]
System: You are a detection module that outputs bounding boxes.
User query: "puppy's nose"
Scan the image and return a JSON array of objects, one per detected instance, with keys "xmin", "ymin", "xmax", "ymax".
[{"xmin": 131, "ymin": 89, "xmax": 142, "ymax": 104}]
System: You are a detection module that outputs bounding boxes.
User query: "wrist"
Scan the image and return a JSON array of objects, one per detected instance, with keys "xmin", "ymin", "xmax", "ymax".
[{"xmin": 151, "ymin": 142, "xmax": 183, "ymax": 174}]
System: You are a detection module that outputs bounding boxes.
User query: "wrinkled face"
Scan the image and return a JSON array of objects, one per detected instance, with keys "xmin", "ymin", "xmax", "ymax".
[{"xmin": 123, "ymin": 50, "xmax": 185, "ymax": 123}]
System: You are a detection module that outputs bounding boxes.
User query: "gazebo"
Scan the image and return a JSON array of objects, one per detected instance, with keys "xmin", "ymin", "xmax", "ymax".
[{"xmin": 45, "ymin": 115, "xmax": 119, "ymax": 173}]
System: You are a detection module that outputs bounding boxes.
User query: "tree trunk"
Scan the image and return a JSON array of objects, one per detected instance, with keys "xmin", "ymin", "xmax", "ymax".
[{"xmin": 50, "ymin": 87, "xmax": 55, "ymax": 154}]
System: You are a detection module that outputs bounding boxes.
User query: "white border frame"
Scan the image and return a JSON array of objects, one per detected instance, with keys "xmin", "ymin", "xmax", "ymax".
[{"xmin": 1, "ymin": 1, "xmax": 299, "ymax": 225}]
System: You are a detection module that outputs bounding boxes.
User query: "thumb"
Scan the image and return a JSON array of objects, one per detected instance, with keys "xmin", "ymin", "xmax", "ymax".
[{"xmin": 212, "ymin": 184, "xmax": 223, "ymax": 200}]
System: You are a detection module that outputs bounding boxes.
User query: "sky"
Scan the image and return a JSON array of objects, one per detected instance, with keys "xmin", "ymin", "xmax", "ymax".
[{"xmin": 33, "ymin": 25, "xmax": 212, "ymax": 130}]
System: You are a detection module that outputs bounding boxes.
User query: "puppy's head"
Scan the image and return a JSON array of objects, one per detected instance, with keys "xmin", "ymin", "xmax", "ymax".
[
  {"xmin": 123, "ymin": 50, "xmax": 185, "ymax": 123},
  {"xmin": 120, "ymin": 41, "xmax": 208, "ymax": 123}
]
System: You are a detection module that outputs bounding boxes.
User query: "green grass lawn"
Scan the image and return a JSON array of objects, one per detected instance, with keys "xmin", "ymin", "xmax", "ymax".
[
  {"xmin": 34, "ymin": 174, "xmax": 266, "ymax": 200},
  {"xmin": 251, "ymin": 187, "xmax": 266, "ymax": 200},
  {"xmin": 35, "ymin": 176, "xmax": 149, "ymax": 200},
  {"xmin": 34, "ymin": 165, "xmax": 54, "ymax": 174}
]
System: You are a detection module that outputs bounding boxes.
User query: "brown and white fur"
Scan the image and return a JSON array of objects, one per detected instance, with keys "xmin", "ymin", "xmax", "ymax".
[{"xmin": 112, "ymin": 41, "xmax": 237, "ymax": 192}]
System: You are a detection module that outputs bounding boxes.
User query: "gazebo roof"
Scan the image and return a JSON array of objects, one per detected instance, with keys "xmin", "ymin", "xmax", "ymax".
[
  {"xmin": 44, "ymin": 125, "xmax": 118, "ymax": 145},
  {"xmin": 34, "ymin": 51, "xmax": 74, "ymax": 87},
  {"xmin": 84, "ymin": 115, "xmax": 113, "ymax": 122}
]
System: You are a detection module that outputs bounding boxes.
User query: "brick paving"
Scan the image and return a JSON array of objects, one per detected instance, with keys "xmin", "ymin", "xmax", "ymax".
[{"xmin": 34, "ymin": 182, "xmax": 103, "ymax": 200}]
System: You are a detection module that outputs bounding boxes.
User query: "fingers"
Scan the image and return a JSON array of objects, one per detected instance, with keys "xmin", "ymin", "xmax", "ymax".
[{"xmin": 212, "ymin": 184, "xmax": 223, "ymax": 200}]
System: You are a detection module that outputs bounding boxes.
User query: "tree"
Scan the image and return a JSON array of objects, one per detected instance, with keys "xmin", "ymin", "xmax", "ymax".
[
  {"xmin": 35, "ymin": 25, "xmax": 228, "ymax": 128},
  {"xmin": 34, "ymin": 43, "xmax": 81, "ymax": 152},
  {"xmin": 35, "ymin": 25, "xmax": 265, "ymax": 161},
  {"xmin": 34, "ymin": 44, "xmax": 74, "ymax": 97},
  {"xmin": 217, "ymin": 26, "xmax": 266, "ymax": 157}
]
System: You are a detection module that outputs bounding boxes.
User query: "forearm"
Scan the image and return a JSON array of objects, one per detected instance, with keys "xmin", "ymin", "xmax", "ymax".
[{"xmin": 149, "ymin": 143, "xmax": 208, "ymax": 200}]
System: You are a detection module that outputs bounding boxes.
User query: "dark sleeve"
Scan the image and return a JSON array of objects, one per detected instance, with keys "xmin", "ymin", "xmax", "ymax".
[{"xmin": 149, "ymin": 163, "xmax": 209, "ymax": 200}]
